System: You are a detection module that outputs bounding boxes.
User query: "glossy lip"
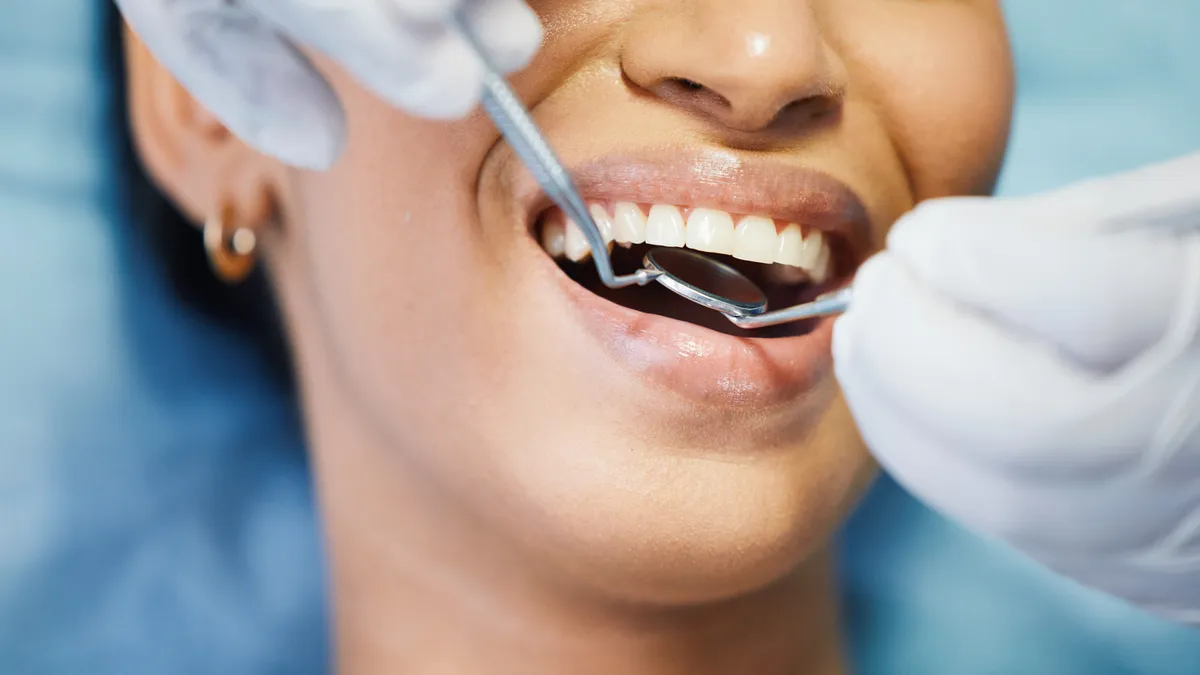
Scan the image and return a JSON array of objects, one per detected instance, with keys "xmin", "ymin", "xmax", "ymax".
[
  {"xmin": 513, "ymin": 148, "xmax": 872, "ymax": 258},
  {"xmin": 508, "ymin": 147, "xmax": 873, "ymax": 408}
]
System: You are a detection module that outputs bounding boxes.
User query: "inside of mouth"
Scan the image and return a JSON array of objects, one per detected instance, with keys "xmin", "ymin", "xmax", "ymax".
[{"xmin": 542, "ymin": 228, "xmax": 840, "ymax": 338}]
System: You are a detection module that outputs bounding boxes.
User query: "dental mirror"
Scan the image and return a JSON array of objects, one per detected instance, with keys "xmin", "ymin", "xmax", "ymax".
[
  {"xmin": 642, "ymin": 248, "xmax": 768, "ymax": 317},
  {"xmin": 641, "ymin": 248, "xmax": 855, "ymax": 328}
]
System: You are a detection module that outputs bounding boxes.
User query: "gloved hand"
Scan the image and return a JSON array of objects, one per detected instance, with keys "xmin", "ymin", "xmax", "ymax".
[
  {"xmin": 113, "ymin": 0, "xmax": 542, "ymax": 169},
  {"xmin": 834, "ymin": 152, "xmax": 1200, "ymax": 626}
]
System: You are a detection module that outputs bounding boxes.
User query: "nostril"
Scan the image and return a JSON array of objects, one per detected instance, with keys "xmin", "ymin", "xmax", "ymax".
[
  {"xmin": 779, "ymin": 94, "xmax": 841, "ymax": 126},
  {"xmin": 658, "ymin": 77, "xmax": 732, "ymax": 115}
]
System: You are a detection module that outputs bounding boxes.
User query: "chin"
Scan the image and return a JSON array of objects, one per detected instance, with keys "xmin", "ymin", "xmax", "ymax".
[{"xmin": 502, "ymin": 409, "xmax": 875, "ymax": 607}]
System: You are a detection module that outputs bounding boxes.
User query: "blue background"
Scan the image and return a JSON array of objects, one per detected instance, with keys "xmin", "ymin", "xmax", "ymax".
[{"xmin": 1, "ymin": 1, "xmax": 1198, "ymax": 673}]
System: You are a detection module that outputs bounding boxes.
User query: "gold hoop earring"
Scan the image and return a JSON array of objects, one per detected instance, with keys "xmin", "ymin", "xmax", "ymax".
[{"xmin": 203, "ymin": 202, "xmax": 258, "ymax": 284}]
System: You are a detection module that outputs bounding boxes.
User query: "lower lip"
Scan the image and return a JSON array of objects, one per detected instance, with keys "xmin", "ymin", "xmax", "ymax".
[{"xmin": 544, "ymin": 253, "xmax": 837, "ymax": 409}]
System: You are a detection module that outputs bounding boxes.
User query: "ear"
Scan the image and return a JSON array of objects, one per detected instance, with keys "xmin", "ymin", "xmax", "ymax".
[{"xmin": 123, "ymin": 25, "xmax": 278, "ymax": 231}]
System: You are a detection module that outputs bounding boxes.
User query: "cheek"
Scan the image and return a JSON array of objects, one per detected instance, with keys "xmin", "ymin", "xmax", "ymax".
[
  {"xmin": 278, "ymin": 65, "xmax": 507, "ymax": 444},
  {"xmin": 835, "ymin": 2, "xmax": 1014, "ymax": 200}
]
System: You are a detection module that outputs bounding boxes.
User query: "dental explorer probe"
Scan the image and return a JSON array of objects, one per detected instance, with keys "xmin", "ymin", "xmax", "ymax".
[{"xmin": 451, "ymin": 13, "xmax": 659, "ymax": 290}]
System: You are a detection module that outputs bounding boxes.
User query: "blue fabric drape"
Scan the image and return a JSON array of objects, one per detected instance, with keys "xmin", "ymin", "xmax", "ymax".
[{"xmin": 0, "ymin": 3, "xmax": 326, "ymax": 673}]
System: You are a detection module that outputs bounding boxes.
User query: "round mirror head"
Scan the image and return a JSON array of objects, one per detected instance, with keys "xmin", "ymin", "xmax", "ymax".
[{"xmin": 643, "ymin": 248, "xmax": 768, "ymax": 318}]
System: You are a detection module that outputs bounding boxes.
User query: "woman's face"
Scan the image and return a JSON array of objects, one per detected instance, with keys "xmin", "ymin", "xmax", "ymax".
[{"xmin": 135, "ymin": 0, "xmax": 1012, "ymax": 604}]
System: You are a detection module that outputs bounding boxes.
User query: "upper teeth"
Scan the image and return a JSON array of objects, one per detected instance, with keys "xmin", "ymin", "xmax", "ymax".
[{"xmin": 540, "ymin": 202, "xmax": 832, "ymax": 283}]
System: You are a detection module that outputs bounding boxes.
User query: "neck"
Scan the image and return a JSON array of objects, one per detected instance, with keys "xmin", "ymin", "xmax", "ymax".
[{"xmin": 309, "ymin": 418, "xmax": 847, "ymax": 675}]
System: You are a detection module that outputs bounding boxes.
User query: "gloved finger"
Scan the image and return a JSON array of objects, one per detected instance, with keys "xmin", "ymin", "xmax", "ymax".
[
  {"xmin": 363, "ymin": 0, "xmax": 542, "ymax": 74},
  {"xmin": 381, "ymin": 0, "xmax": 466, "ymax": 22},
  {"xmin": 117, "ymin": 0, "xmax": 345, "ymax": 169},
  {"xmin": 996, "ymin": 152, "xmax": 1200, "ymax": 234},
  {"xmin": 459, "ymin": 0, "xmax": 544, "ymax": 73},
  {"xmin": 846, "ymin": 349, "xmax": 1200, "ymax": 620},
  {"xmin": 835, "ymin": 356, "xmax": 1039, "ymax": 542},
  {"xmin": 243, "ymin": 0, "xmax": 469, "ymax": 118},
  {"xmin": 374, "ymin": 34, "xmax": 488, "ymax": 119},
  {"xmin": 841, "ymin": 365, "xmax": 1200, "ymax": 590},
  {"xmin": 840, "ymin": 359, "xmax": 1126, "ymax": 555},
  {"xmin": 832, "ymin": 253, "xmax": 1171, "ymax": 466},
  {"xmin": 248, "ymin": 0, "xmax": 539, "ymax": 119},
  {"xmin": 886, "ymin": 197, "xmax": 1196, "ymax": 369}
]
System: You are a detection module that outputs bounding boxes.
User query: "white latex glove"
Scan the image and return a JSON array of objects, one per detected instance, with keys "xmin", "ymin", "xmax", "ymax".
[
  {"xmin": 113, "ymin": 0, "xmax": 542, "ymax": 169},
  {"xmin": 834, "ymin": 152, "xmax": 1200, "ymax": 626}
]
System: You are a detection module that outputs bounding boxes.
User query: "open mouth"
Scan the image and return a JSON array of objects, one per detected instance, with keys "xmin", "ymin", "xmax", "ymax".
[
  {"xmin": 505, "ymin": 150, "xmax": 873, "ymax": 405},
  {"xmin": 535, "ymin": 201, "xmax": 855, "ymax": 338}
]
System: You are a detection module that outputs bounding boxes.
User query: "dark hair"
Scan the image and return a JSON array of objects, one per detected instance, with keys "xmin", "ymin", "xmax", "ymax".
[{"xmin": 104, "ymin": 4, "xmax": 293, "ymax": 384}]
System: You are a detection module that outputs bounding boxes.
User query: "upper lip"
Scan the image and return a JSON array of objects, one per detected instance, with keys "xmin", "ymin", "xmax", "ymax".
[{"xmin": 511, "ymin": 146, "xmax": 874, "ymax": 261}]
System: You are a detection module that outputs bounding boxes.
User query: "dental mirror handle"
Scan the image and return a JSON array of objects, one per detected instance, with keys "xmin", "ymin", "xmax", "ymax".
[
  {"xmin": 724, "ymin": 195, "xmax": 1191, "ymax": 330},
  {"xmin": 726, "ymin": 286, "xmax": 854, "ymax": 329},
  {"xmin": 729, "ymin": 194, "xmax": 1194, "ymax": 330},
  {"xmin": 451, "ymin": 14, "xmax": 660, "ymax": 290}
]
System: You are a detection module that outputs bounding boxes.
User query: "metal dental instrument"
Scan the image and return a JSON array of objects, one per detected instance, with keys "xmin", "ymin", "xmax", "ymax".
[
  {"xmin": 641, "ymin": 248, "xmax": 853, "ymax": 327},
  {"xmin": 727, "ymin": 287, "xmax": 853, "ymax": 328},
  {"xmin": 641, "ymin": 248, "xmax": 767, "ymax": 317},
  {"xmin": 454, "ymin": 15, "xmax": 852, "ymax": 326},
  {"xmin": 453, "ymin": 14, "xmax": 658, "ymax": 290}
]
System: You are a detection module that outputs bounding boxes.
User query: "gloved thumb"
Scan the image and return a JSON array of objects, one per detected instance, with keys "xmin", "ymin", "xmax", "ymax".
[{"xmin": 884, "ymin": 196, "xmax": 1198, "ymax": 371}]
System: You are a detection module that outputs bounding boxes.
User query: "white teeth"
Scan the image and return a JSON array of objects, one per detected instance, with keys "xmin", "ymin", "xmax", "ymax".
[
  {"xmin": 810, "ymin": 242, "xmax": 832, "ymax": 284},
  {"xmin": 589, "ymin": 204, "xmax": 616, "ymax": 246},
  {"xmin": 539, "ymin": 201, "xmax": 834, "ymax": 284},
  {"xmin": 774, "ymin": 223, "xmax": 805, "ymax": 267},
  {"xmin": 769, "ymin": 224, "xmax": 814, "ymax": 284},
  {"xmin": 797, "ymin": 229, "xmax": 825, "ymax": 270},
  {"xmin": 612, "ymin": 202, "xmax": 646, "ymax": 244},
  {"xmin": 733, "ymin": 216, "xmax": 777, "ymax": 264},
  {"xmin": 645, "ymin": 204, "xmax": 686, "ymax": 247},
  {"xmin": 564, "ymin": 217, "xmax": 591, "ymax": 262},
  {"xmin": 685, "ymin": 208, "xmax": 736, "ymax": 254},
  {"xmin": 562, "ymin": 204, "xmax": 615, "ymax": 262},
  {"xmin": 541, "ymin": 217, "xmax": 566, "ymax": 259}
]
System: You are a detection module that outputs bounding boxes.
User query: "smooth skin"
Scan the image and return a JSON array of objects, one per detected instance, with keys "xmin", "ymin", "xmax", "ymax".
[{"xmin": 124, "ymin": 1, "xmax": 1013, "ymax": 673}]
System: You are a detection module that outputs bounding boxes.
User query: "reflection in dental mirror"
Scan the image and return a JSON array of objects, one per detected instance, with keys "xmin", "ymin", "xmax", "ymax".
[
  {"xmin": 641, "ymin": 246, "xmax": 853, "ymax": 327},
  {"xmin": 643, "ymin": 247, "xmax": 768, "ymax": 317}
]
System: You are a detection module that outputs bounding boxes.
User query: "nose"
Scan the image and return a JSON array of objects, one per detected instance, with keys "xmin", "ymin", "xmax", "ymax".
[{"xmin": 620, "ymin": 1, "xmax": 846, "ymax": 135}]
